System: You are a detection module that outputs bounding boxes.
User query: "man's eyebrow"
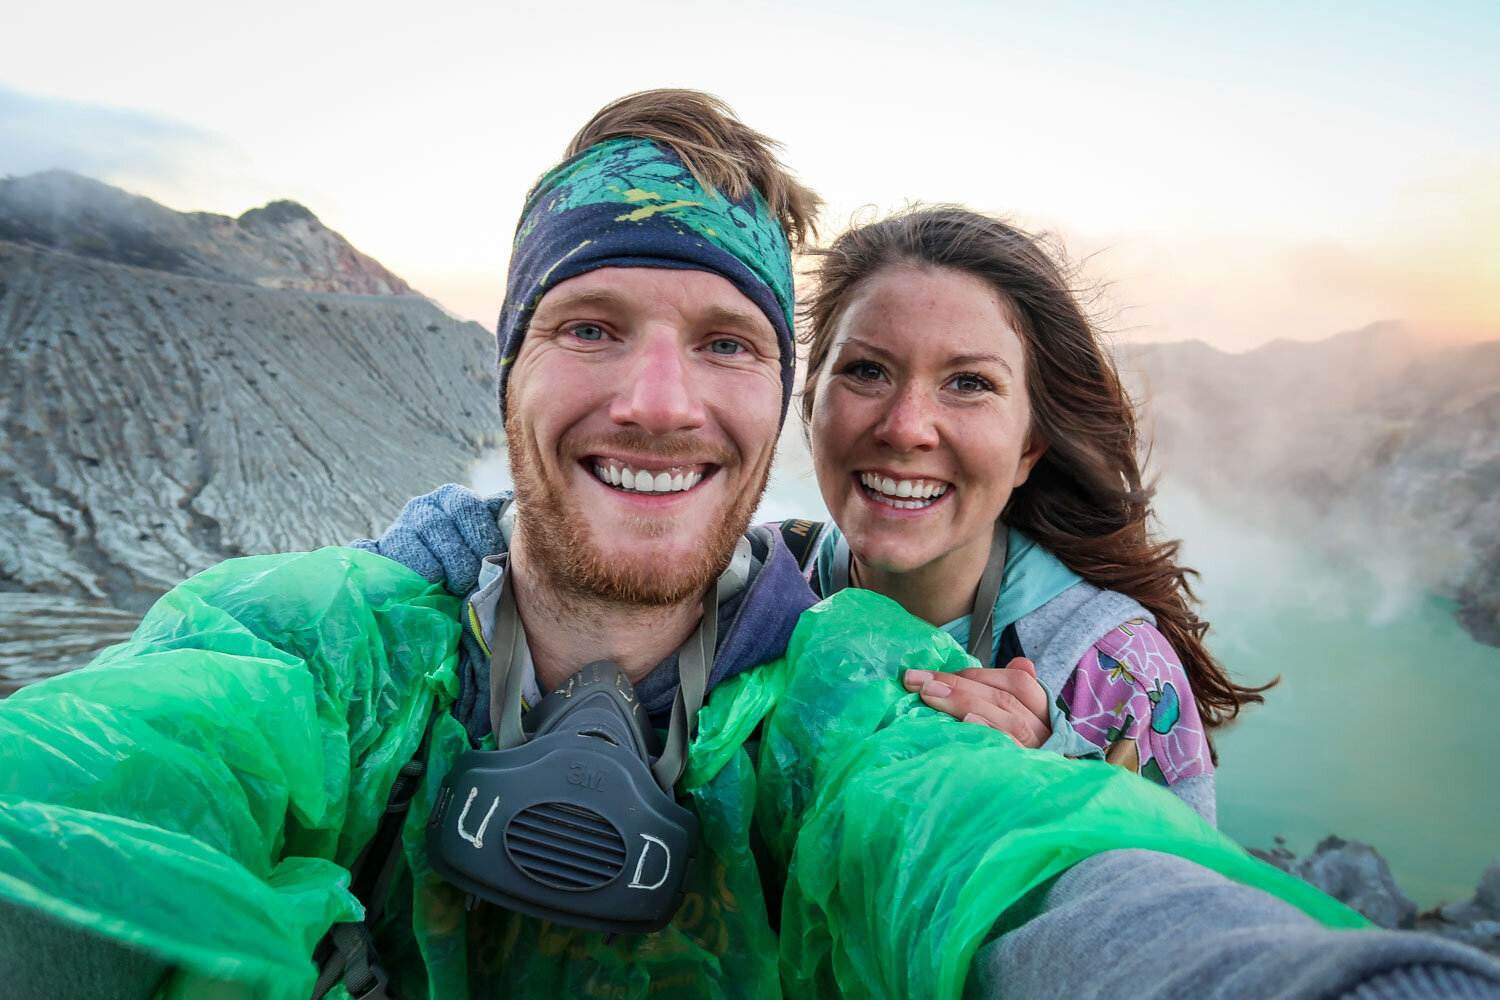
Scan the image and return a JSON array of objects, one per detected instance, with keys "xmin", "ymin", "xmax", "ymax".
[
  {"xmin": 533, "ymin": 287, "xmax": 630, "ymax": 314},
  {"xmin": 700, "ymin": 304, "xmax": 774, "ymax": 339},
  {"xmin": 838, "ymin": 337, "xmax": 1013, "ymax": 376}
]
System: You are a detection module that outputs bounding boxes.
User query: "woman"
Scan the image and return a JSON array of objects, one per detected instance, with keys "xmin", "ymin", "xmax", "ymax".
[
  {"xmin": 780, "ymin": 206, "xmax": 1270, "ymax": 822},
  {"xmin": 365, "ymin": 207, "xmax": 1265, "ymax": 823}
]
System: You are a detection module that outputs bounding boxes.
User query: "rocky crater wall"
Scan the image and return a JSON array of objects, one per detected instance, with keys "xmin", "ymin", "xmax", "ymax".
[{"xmin": 0, "ymin": 238, "xmax": 499, "ymax": 688}]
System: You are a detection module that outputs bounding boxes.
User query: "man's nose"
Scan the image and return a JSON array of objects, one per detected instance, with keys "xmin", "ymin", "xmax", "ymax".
[
  {"xmin": 872, "ymin": 384, "xmax": 940, "ymax": 452},
  {"xmin": 608, "ymin": 331, "xmax": 708, "ymax": 434}
]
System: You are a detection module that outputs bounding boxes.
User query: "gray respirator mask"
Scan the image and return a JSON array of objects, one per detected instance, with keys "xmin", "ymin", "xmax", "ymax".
[{"xmin": 427, "ymin": 534, "xmax": 748, "ymax": 935}]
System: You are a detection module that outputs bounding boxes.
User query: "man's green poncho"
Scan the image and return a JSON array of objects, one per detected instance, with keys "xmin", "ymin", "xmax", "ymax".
[{"xmin": 0, "ymin": 548, "xmax": 1363, "ymax": 999}]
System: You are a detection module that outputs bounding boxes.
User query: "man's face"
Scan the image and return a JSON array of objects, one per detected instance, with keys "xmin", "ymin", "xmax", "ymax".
[{"xmin": 506, "ymin": 267, "xmax": 783, "ymax": 605}]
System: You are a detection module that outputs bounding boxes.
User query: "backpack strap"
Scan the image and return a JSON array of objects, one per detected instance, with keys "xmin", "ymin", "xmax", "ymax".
[
  {"xmin": 996, "ymin": 621, "xmax": 1027, "ymax": 666},
  {"xmin": 312, "ymin": 923, "xmax": 394, "ymax": 1000},
  {"xmin": 311, "ymin": 700, "xmax": 440, "ymax": 1000},
  {"xmin": 778, "ymin": 519, "xmax": 825, "ymax": 573}
]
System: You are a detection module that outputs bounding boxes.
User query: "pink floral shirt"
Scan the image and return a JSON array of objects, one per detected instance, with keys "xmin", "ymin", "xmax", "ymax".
[{"xmin": 1056, "ymin": 618, "xmax": 1213, "ymax": 788}]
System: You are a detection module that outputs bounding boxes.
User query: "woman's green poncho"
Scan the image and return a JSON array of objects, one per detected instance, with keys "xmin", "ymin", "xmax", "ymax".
[{"xmin": 0, "ymin": 548, "xmax": 1363, "ymax": 999}]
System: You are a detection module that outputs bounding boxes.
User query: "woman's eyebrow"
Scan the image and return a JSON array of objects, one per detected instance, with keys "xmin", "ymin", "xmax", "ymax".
[
  {"xmin": 838, "ymin": 336, "xmax": 897, "ymax": 360},
  {"xmin": 949, "ymin": 351, "xmax": 1013, "ymax": 375}
]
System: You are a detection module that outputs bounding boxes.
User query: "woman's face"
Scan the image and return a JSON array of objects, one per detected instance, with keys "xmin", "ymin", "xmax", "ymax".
[{"xmin": 809, "ymin": 264, "xmax": 1046, "ymax": 576}]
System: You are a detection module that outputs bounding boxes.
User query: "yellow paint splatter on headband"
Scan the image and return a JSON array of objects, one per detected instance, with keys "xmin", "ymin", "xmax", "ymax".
[
  {"xmin": 536, "ymin": 238, "xmax": 594, "ymax": 290},
  {"xmin": 614, "ymin": 200, "xmax": 703, "ymax": 223}
]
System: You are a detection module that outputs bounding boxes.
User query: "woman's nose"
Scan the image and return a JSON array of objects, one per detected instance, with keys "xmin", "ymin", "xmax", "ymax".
[
  {"xmin": 872, "ymin": 385, "xmax": 939, "ymax": 451},
  {"xmin": 608, "ymin": 331, "xmax": 708, "ymax": 434}
]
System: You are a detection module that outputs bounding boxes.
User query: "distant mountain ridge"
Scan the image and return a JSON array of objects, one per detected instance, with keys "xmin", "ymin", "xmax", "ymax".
[
  {"xmin": 0, "ymin": 169, "xmax": 414, "ymax": 295},
  {"xmin": 1120, "ymin": 323, "xmax": 1500, "ymax": 645},
  {"xmin": 0, "ymin": 172, "xmax": 498, "ymax": 689}
]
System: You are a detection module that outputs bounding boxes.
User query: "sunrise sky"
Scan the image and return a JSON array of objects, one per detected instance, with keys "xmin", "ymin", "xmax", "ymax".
[{"xmin": 3, "ymin": 0, "xmax": 1496, "ymax": 351}]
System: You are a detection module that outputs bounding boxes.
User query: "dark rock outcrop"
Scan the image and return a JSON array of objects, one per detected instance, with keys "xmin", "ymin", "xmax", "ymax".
[
  {"xmin": 0, "ymin": 174, "xmax": 500, "ymax": 690},
  {"xmin": 1254, "ymin": 835, "xmax": 1417, "ymax": 929},
  {"xmin": 1252, "ymin": 837, "xmax": 1500, "ymax": 956},
  {"xmin": 1420, "ymin": 857, "xmax": 1500, "ymax": 956}
]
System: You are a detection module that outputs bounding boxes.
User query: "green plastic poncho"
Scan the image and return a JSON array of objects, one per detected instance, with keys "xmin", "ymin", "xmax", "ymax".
[{"xmin": 0, "ymin": 548, "xmax": 1365, "ymax": 1000}]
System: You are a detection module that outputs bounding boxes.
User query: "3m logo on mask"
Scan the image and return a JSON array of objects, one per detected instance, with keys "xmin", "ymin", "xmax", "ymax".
[{"xmin": 568, "ymin": 760, "xmax": 605, "ymax": 791}]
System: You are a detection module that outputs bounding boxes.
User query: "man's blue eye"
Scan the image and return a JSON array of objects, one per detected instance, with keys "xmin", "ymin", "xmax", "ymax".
[
  {"xmin": 573, "ymin": 324, "xmax": 606, "ymax": 341},
  {"xmin": 709, "ymin": 339, "xmax": 742, "ymax": 355}
]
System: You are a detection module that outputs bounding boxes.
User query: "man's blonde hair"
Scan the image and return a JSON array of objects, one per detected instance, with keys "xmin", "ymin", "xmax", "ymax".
[{"xmin": 566, "ymin": 89, "xmax": 821, "ymax": 250}]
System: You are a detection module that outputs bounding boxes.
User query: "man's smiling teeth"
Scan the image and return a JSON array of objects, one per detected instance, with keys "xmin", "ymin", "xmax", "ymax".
[{"xmin": 593, "ymin": 462, "xmax": 704, "ymax": 494}]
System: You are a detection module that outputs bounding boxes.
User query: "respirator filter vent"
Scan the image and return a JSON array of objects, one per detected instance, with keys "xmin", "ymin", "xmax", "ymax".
[{"xmin": 505, "ymin": 801, "xmax": 627, "ymax": 891}]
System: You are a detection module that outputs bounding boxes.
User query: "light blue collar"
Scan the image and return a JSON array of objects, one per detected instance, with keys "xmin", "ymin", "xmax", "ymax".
[{"xmin": 816, "ymin": 524, "xmax": 1082, "ymax": 665}]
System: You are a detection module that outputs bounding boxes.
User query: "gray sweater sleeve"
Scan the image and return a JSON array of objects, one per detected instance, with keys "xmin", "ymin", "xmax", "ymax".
[
  {"xmin": 0, "ymin": 898, "xmax": 169, "ymax": 1000},
  {"xmin": 967, "ymin": 849, "xmax": 1500, "ymax": 1000}
]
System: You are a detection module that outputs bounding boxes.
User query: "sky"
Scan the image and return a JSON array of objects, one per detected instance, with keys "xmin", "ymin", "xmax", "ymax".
[{"xmin": 2, "ymin": 0, "xmax": 1496, "ymax": 351}]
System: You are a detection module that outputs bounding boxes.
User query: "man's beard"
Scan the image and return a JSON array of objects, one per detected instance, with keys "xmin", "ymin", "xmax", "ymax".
[{"xmin": 506, "ymin": 419, "xmax": 771, "ymax": 607}]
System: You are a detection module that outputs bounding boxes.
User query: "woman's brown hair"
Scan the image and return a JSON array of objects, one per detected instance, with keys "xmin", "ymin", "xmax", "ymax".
[
  {"xmin": 566, "ymin": 89, "xmax": 822, "ymax": 250},
  {"xmin": 800, "ymin": 206, "xmax": 1273, "ymax": 737}
]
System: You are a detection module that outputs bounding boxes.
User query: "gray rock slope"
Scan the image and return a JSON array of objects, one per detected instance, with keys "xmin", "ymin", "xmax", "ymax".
[
  {"xmin": 0, "ymin": 176, "xmax": 500, "ymax": 690},
  {"xmin": 0, "ymin": 170, "xmax": 415, "ymax": 295},
  {"xmin": 1119, "ymin": 323, "xmax": 1500, "ymax": 646}
]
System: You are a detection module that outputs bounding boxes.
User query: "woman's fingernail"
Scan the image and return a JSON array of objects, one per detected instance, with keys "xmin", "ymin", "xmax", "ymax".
[
  {"xmin": 904, "ymin": 670, "xmax": 933, "ymax": 689},
  {"xmin": 963, "ymin": 713, "xmax": 993, "ymax": 727},
  {"xmin": 921, "ymin": 679, "xmax": 953, "ymax": 698}
]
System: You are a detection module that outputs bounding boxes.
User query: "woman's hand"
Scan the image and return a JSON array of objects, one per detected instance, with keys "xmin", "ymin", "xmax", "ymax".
[{"xmin": 902, "ymin": 658, "xmax": 1052, "ymax": 748}]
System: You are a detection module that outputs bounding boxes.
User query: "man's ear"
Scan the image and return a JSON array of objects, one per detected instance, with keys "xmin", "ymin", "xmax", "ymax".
[{"xmin": 1013, "ymin": 433, "xmax": 1048, "ymax": 489}]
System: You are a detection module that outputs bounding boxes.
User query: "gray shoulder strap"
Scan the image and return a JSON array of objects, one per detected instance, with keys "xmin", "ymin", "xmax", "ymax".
[
  {"xmin": 966, "ymin": 523, "xmax": 1008, "ymax": 669},
  {"xmin": 1015, "ymin": 583, "xmax": 1152, "ymax": 696}
]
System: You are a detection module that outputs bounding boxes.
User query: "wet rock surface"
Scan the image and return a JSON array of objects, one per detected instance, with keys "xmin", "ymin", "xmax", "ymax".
[
  {"xmin": 1251, "ymin": 836, "xmax": 1500, "ymax": 956},
  {"xmin": 1, "ymin": 175, "xmax": 500, "ymax": 688}
]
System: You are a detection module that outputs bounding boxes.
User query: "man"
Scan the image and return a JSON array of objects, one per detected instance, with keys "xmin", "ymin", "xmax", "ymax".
[
  {"xmin": 2, "ymin": 90, "xmax": 1498, "ymax": 1000},
  {"xmin": 362, "ymin": 91, "xmax": 824, "ymax": 749}
]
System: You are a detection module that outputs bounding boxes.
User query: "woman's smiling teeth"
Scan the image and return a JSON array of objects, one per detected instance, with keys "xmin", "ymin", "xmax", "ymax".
[
  {"xmin": 592, "ymin": 460, "xmax": 705, "ymax": 494},
  {"xmin": 859, "ymin": 472, "xmax": 950, "ymax": 509}
]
